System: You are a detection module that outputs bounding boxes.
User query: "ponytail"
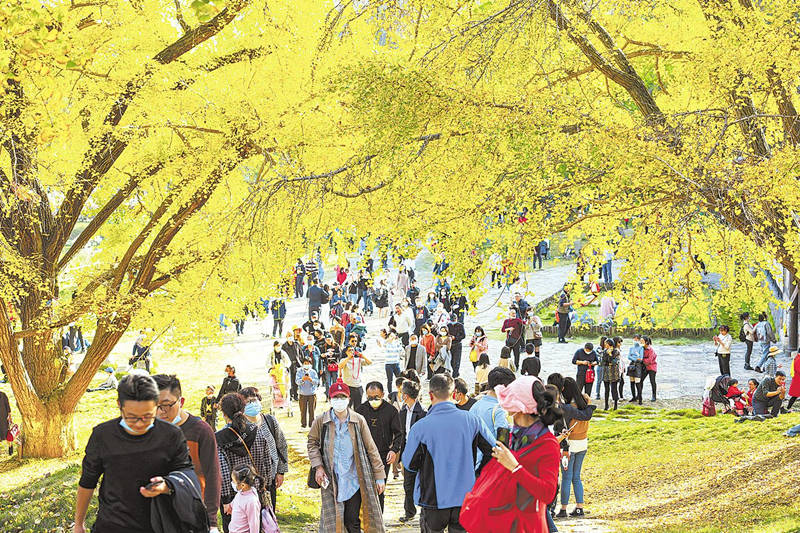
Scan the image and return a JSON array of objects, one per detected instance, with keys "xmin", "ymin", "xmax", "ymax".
[
  {"xmin": 220, "ymin": 393, "xmax": 248, "ymax": 433},
  {"xmin": 532, "ymin": 380, "xmax": 562, "ymax": 426}
]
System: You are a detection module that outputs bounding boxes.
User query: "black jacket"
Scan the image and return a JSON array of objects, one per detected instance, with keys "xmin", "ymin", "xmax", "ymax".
[
  {"xmin": 150, "ymin": 469, "xmax": 209, "ymax": 533},
  {"xmin": 397, "ymin": 402, "xmax": 427, "ymax": 452},
  {"xmin": 307, "ymin": 285, "xmax": 328, "ymax": 309},
  {"xmin": 216, "ymin": 376, "xmax": 241, "ymax": 403},
  {"xmin": 448, "ymin": 321, "xmax": 466, "ymax": 344},
  {"xmin": 355, "ymin": 400, "xmax": 403, "ymax": 460}
]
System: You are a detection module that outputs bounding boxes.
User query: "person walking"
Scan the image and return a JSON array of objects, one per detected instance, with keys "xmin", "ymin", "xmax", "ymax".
[
  {"xmin": 383, "ymin": 331, "xmax": 404, "ymax": 395},
  {"xmin": 281, "ymin": 332, "xmax": 302, "ymax": 402},
  {"xmin": 402, "ymin": 374, "xmax": 496, "ymax": 533},
  {"xmin": 470, "ymin": 368, "xmax": 516, "ymax": 466},
  {"xmin": 216, "ymin": 365, "xmax": 242, "ymax": 406},
  {"xmin": 405, "ymin": 334, "xmax": 427, "ymax": 375},
  {"xmin": 271, "ymin": 299, "xmax": 286, "ymax": 338},
  {"xmin": 448, "ymin": 314, "xmax": 466, "ymax": 378},
  {"xmin": 239, "ymin": 387, "xmax": 288, "ymax": 511},
  {"xmin": 355, "ymin": 382, "xmax": 403, "ymax": 511},
  {"xmin": 296, "ymin": 358, "xmax": 320, "ymax": 429},
  {"xmin": 433, "ymin": 325, "xmax": 453, "ymax": 375},
  {"xmin": 642, "ymin": 336, "xmax": 658, "ymax": 402},
  {"xmin": 152, "ymin": 374, "xmax": 222, "ymax": 531},
  {"xmin": 556, "ymin": 285, "xmax": 573, "ymax": 343},
  {"xmin": 228, "ymin": 465, "xmax": 263, "ymax": 533},
  {"xmin": 74, "ymin": 375, "xmax": 196, "ymax": 533},
  {"xmin": 308, "ymin": 379, "xmax": 387, "ymax": 533},
  {"xmin": 397, "ymin": 379, "xmax": 428, "ymax": 523},
  {"xmin": 294, "ymin": 259, "xmax": 306, "ymax": 298},
  {"xmin": 713, "ymin": 325, "xmax": 733, "ymax": 376},
  {"xmin": 460, "ymin": 376, "xmax": 562, "ymax": 533},
  {"xmin": 469, "ymin": 326, "xmax": 489, "ymax": 370},
  {"xmin": 501, "ymin": 310, "xmax": 524, "ymax": 369},
  {"xmin": 340, "ymin": 345, "xmax": 372, "ymax": 408},
  {"xmin": 754, "ymin": 312, "xmax": 777, "ymax": 373}
]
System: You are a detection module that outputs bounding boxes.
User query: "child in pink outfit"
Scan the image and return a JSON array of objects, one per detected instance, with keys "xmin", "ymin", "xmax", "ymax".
[{"xmin": 229, "ymin": 465, "xmax": 262, "ymax": 533}]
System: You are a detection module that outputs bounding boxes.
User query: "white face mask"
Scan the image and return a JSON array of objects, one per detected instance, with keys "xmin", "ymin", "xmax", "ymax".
[
  {"xmin": 331, "ymin": 398, "xmax": 349, "ymax": 412},
  {"xmin": 231, "ymin": 481, "xmax": 239, "ymax": 493}
]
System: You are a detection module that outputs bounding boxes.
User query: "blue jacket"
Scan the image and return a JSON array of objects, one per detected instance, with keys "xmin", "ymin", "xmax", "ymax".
[
  {"xmin": 628, "ymin": 343, "xmax": 644, "ymax": 362},
  {"xmin": 401, "ymin": 401, "xmax": 495, "ymax": 509},
  {"xmin": 295, "ymin": 368, "xmax": 319, "ymax": 396}
]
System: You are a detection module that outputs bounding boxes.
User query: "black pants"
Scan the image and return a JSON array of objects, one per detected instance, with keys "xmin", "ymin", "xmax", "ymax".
[
  {"xmin": 289, "ymin": 364, "xmax": 299, "ymax": 400},
  {"xmin": 534, "ymin": 252, "xmax": 542, "ymax": 269},
  {"xmin": 421, "ymin": 506, "xmax": 466, "ymax": 533},
  {"xmin": 604, "ymin": 381, "xmax": 619, "ymax": 410},
  {"xmin": 451, "ymin": 343, "xmax": 463, "ymax": 378},
  {"xmin": 557, "ymin": 313, "xmax": 570, "ymax": 341},
  {"xmin": 717, "ymin": 353, "xmax": 731, "ymax": 376},
  {"xmin": 273, "ymin": 319, "xmax": 283, "ymax": 336},
  {"xmin": 754, "ymin": 396, "xmax": 782, "ymax": 417},
  {"xmin": 343, "ymin": 489, "xmax": 362, "ymax": 533},
  {"xmin": 618, "ymin": 376, "xmax": 625, "ymax": 398},
  {"xmin": 378, "ymin": 463, "xmax": 391, "ymax": 511},
  {"xmin": 349, "ymin": 386, "xmax": 363, "ymax": 409},
  {"xmin": 644, "ymin": 370, "xmax": 657, "ymax": 399},
  {"xmin": 577, "ymin": 373, "xmax": 592, "ymax": 395},
  {"xmin": 509, "ymin": 339, "xmax": 522, "ymax": 369},
  {"xmin": 295, "ymin": 277, "xmax": 304, "ymax": 298},
  {"xmin": 744, "ymin": 340, "xmax": 753, "ymax": 367},
  {"xmin": 403, "ymin": 467, "xmax": 417, "ymax": 518}
]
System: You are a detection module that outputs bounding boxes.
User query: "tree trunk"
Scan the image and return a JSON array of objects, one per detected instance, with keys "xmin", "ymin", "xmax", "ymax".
[{"xmin": 18, "ymin": 400, "xmax": 78, "ymax": 457}]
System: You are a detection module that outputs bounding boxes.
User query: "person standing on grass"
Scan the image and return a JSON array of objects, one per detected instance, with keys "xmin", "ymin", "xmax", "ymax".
[
  {"xmin": 593, "ymin": 337, "xmax": 607, "ymax": 400},
  {"xmin": 308, "ymin": 379, "xmax": 387, "ymax": 533},
  {"xmin": 403, "ymin": 373, "xmax": 496, "ymax": 533},
  {"xmin": 614, "ymin": 337, "xmax": 626, "ymax": 401},
  {"xmin": 152, "ymin": 374, "xmax": 221, "ymax": 532},
  {"xmin": 740, "ymin": 312, "xmax": 755, "ymax": 371},
  {"xmin": 240, "ymin": 387, "xmax": 288, "ymax": 511},
  {"xmin": 555, "ymin": 378, "xmax": 596, "ymax": 519},
  {"xmin": 713, "ymin": 325, "xmax": 733, "ymax": 376},
  {"xmin": 355, "ymin": 381, "xmax": 403, "ymax": 512},
  {"xmin": 572, "ymin": 343, "xmax": 597, "ymax": 396},
  {"xmin": 296, "ymin": 357, "xmax": 320, "ymax": 429},
  {"xmin": 383, "ymin": 330, "xmax": 404, "ymax": 394},
  {"xmin": 74, "ymin": 374, "xmax": 196, "ymax": 533}
]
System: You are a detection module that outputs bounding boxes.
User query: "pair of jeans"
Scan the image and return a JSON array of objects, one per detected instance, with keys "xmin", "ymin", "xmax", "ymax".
[
  {"xmin": 560, "ymin": 449, "xmax": 586, "ymax": 506},
  {"xmin": 421, "ymin": 506, "xmax": 465, "ymax": 533},
  {"xmin": 534, "ymin": 253, "xmax": 542, "ymax": 269},
  {"xmin": 756, "ymin": 342, "xmax": 771, "ymax": 369},
  {"xmin": 385, "ymin": 363, "xmax": 401, "ymax": 394},
  {"xmin": 272, "ymin": 319, "xmax": 283, "ymax": 337},
  {"xmin": 786, "ymin": 423, "xmax": 800, "ymax": 436},
  {"xmin": 601, "ymin": 261, "xmax": 612, "ymax": 282},
  {"xmin": 348, "ymin": 386, "xmax": 363, "ymax": 409},
  {"xmin": 363, "ymin": 295, "xmax": 374, "ymax": 314},
  {"xmin": 594, "ymin": 365, "xmax": 604, "ymax": 397},
  {"xmin": 294, "ymin": 276, "xmax": 304, "ymax": 298}
]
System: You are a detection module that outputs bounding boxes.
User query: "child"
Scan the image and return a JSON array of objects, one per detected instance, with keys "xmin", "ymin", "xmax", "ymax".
[
  {"xmin": 200, "ymin": 386, "xmax": 217, "ymax": 430},
  {"xmin": 229, "ymin": 465, "xmax": 263, "ymax": 533},
  {"xmin": 765, "ymin": 346, "xmax": 781, "ymax": 378},
  {"xmin": 475, "ymin": 353, "xmax": 491, "ymax": 395},
  {"xmin": 725, "ymin": 378, "xmax": 747, "ymax": 415},
  {"xmin": 498, "ymin": 345, "xmax": 516, "ymax": 373}
]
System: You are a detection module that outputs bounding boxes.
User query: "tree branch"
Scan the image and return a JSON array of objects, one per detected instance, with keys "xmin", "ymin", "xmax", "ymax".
[{"xmin": 174, "ymin": 0, "xmax": 190, "ymax": 33}]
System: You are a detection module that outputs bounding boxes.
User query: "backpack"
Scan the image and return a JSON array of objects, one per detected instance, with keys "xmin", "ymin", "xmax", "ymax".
[
  {"xmin": 702, "ymin": 396, "xmax": 716, "ymax": 417},
  {"xmin": 738, "ymin": 326, "xmax": 746, "ymax": 343}
]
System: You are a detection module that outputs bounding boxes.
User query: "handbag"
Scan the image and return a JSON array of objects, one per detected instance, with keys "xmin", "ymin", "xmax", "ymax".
[
  {"xmin": 584, "ymin": 366, "xmax": 595, "ymax": 384},
  {"xmin": 228, "ymin": 427, "xmax": 271, "ymax": 509},
  {"xmin": 307, "ymin": 423, "xmax": 328, "ymax": 489},
  {"xmin": 469, "ymin": 347, "xmax": 479, "ymax": 363},
  {"xmin": 6, "ymin": 422, "xmax": 19, "ymax": 442},
  {"xmin": 702, "ymin": 396, "xmax": 716, "ymax": 417},
  {"xmin": 261, "ymin": 505, "xmax": 280, "ymax": 533}
]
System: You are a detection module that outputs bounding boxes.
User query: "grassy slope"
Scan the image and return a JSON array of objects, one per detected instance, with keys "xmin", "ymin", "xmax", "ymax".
[{"xmin": 587, "ymin": 405, "xmax": 800, "ymax": 533}]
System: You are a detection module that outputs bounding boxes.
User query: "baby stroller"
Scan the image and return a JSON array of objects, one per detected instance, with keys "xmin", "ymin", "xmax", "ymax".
[{"xmin": 708, "ymin": 375, "xmax": 734, "ymax": 413}]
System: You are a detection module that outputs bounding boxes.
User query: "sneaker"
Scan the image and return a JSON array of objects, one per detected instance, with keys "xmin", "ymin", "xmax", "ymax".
[
  {"xmin": 555, "ymin": 510, "xmax": 568, "ymax": 519},
  {"xmin": 398, "ymin": 515, "xmax": 415, "ymax": 523},
  {"xmin": 754, "ymin": 367, "xmax": 763, "ymax": 373},
  {"xmin": 744, "ymin": 365, "xmax": 754, "ymax": 370},
  {"xmin": 595, "ymin": 396, "xmax": 601, "ymax": 400},
  {"xmin": 650, "ymin": 396, "xmax": 657, "ymax": 402},
  {"xmin": 781, "ymin": 407, "xmax": 790, "ymax": 414},
  {"xmin": 569, "ymin": 508, "xmax": 585, "ymax": 517}
]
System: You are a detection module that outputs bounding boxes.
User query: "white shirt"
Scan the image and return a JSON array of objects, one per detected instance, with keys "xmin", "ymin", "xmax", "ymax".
[{"xmin": 405, "ymin": 403, "xmax": 417, "ymax": 435}]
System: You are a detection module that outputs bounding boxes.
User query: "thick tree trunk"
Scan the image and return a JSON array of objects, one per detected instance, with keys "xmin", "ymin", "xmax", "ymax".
[{"xmin": 18, "ymin": 400, "xmax": 78, "ymax": 457}]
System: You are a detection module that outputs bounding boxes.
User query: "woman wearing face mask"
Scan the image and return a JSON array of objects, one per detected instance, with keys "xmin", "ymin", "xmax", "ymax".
[
  {"xmin": 240, "ymin": 387, "xmax": 288, "ymax": 511},
  {"xmin": 74, "ymin": 374, "xmax": 195, "ymax": 533},
  {"xmin": 216, "ymin": 393, "xmax": 275, "ymax": 533},
  {"xmin": 296, "ymin": 358, "xmax": 321, "ymax": 429},
  {"xmin": 460, "ymin": 376, "xmax": 561, "ymax": 533},
  {"xmin": 469, "ymin": 326, "xmax": 489, "ymax": 370},
  {"xmin": 433, "ymin": 326, "xmax": 453, "ymax": 374},
  {"xmin": 340, "ymin": 345, "xmax": 372, "ymax": 408},
  {"xmin": 523, "ymin": 311, "xmax": 544, "ymax": 358},
  {"xmin": 307, "ymin": 379, "xmax": 387, "ymax": 533}
]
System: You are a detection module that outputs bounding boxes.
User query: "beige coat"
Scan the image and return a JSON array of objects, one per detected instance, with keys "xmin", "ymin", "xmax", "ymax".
[{"xmin": 307, "ymin": 408, "xmax": 386, "ymax": 533}]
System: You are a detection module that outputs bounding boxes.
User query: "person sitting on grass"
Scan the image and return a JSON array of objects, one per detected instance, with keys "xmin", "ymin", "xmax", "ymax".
[
  {"xmin": 724, "ymin": 379, "xmax": 747, "ymax": 416},
  {"xmin": 752, "ymin": 371, "xmax": 786, "ymax": 417},
  {"xmin": 86, "ymin": 367, "xmax": 118, "ymax": 392},
  {"xmin": 746, "ymin": 378, "xmax": 758, "ymax": 409}
]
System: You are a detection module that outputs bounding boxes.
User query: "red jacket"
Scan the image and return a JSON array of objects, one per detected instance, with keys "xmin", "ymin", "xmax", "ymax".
[
  {"xmin": 790, "ymin": 354, "xmax": 800, "ymax": 397},
  {"xmin": 461, "ymin": 431, "xmax": 560, "ymax": 533}
]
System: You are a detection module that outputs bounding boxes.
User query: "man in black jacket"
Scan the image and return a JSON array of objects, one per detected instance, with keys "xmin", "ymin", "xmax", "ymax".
[
  {"xmin": 396, "ymin": 379, "xmax": 427, "ymax": 523},
  {"xmin": 215, "ymin": 365, "xmax": 241, "ymax": 406},
  {"xmin": 447, "ymin": 314, "xmax": 466, "ymax": 378},
  {"xmin": 281, "ymin": 332, "xmax": 302, "ymax": 401},
  {"xmin": 355, "ymin": 381, "xmax": 403, "ymax": 512}
]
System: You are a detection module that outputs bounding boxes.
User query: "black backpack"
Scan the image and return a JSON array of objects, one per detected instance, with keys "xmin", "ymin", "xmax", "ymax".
[{"xmin": 738, "ymin": 326, "xmax": 747, "ymax": 342}]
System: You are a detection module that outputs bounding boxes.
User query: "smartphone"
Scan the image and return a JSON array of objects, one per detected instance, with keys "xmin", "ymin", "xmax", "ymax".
[
  {"xmin": 496, "ymin": 427, "xmax": 510, "ymax": 447},
  {"xmin": 320, "ymin": 475, "xmax": 330, "ymax": 490},
  {"xmin": 144, "ymin": 480, "xmax": 160, "ymax": 491}
]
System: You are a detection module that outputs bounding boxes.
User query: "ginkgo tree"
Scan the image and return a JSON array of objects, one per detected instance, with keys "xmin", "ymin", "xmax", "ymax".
[{"xmin": 308, "ymin": 0, "xmax": 800, "ymax": 328}]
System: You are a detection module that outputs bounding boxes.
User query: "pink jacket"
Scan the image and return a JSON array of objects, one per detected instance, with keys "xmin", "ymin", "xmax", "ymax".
[
  {"xmin": 643, "ymin": 346, "xmax": 658, "ymax": 372},
  {"xmin": 229, "ymin": 488, "xmax": 261, "ymax": 533}
]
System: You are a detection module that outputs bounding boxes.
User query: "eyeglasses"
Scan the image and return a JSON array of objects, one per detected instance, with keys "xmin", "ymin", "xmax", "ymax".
[
  {"xmin": 156, "ymin": 399, "xmax": 178, "ymax": 412},
  {"xmin": 122, "ymin": 412, "xmax": 157, "ymax": 423}
]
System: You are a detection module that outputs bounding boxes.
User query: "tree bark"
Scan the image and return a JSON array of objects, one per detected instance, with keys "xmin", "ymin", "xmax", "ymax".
[{"xmin": 18, "ymin": 400, "xmax": 78, "ymax": 458}]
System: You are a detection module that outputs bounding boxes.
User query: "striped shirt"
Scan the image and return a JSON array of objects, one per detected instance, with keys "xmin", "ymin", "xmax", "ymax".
[{"xmin": 385, "ymin": 340, "xmax": 404, "ymax": 365}]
